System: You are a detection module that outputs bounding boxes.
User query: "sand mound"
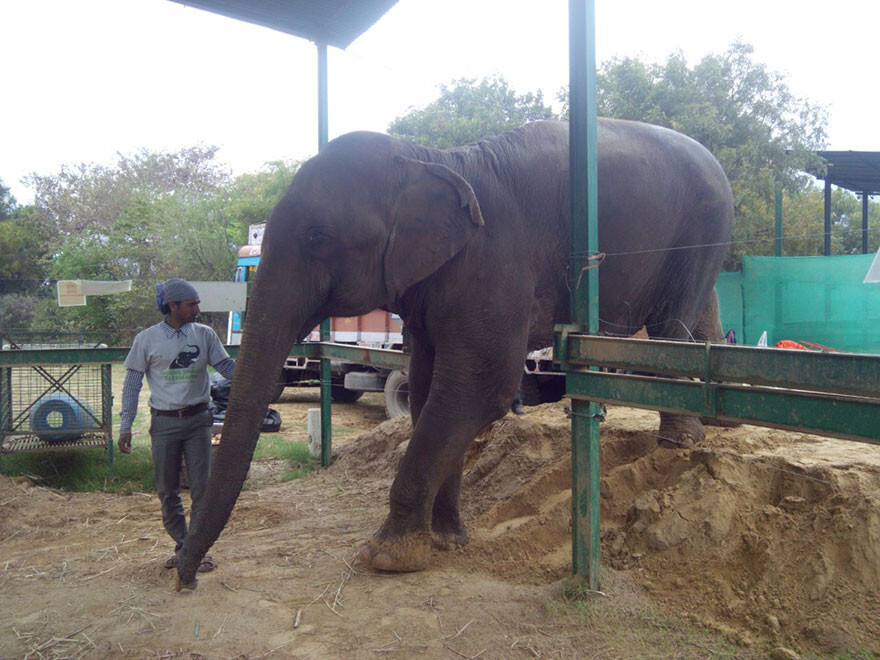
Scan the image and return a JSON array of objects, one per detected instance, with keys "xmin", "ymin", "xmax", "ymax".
[{"xmin": 336, "ymin": 402, "xmax": 880, "ymax": 654}]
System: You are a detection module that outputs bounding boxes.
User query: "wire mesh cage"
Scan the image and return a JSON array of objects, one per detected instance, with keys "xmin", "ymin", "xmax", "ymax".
[{"xmin": 0, "ymin": 331, "xmax": 112, "ymax": 455}]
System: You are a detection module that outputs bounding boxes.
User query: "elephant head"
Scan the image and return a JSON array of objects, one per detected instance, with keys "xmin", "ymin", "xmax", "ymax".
[{"xmin": 177, "ymin": 132, "xmax": 484, "ymax": 585}]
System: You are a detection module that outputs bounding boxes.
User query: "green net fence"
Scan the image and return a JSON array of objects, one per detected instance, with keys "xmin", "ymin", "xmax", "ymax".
[{"xmin": 717, "ymin": 254, "xmax": 880, "ymax": 354}]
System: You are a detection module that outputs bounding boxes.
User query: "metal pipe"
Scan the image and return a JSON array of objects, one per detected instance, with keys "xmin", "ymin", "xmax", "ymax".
[
  {"xmin": 863, "ymin": 192, "xmax": 869, "ymax": 254},
  {"xmin": 774, "ymin": 184, "xmax": 783, "ymax": 257},
  {"xmin": 567, "ymin": 0, "xmax": 600, "ymax": 590},
  {"xmin": 824, "ymin": 178, "xmax": 832, "ymax": 256},
  {"xmin": 317, "ymin": 41, "xmax": 332, "ymax": 467}
]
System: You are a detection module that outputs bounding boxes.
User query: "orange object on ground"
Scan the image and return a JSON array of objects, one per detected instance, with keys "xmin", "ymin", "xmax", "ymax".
[
  {"xmin": 775, "ymin": 340, "xmax": 809, "ymax": 350},
  {"xmin": 775, "ymin": 340, "xmax": 841, "ymax": 352}
]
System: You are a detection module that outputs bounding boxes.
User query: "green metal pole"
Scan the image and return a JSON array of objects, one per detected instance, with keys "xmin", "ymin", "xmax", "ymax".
[
  {"xmin": 824, "ymin": 178, "xmax": 832, "ymax": 256},
  {"xmin": 317, "ymin": 42, "xmax": 332, "ymax": 468},
  {"xmin": 568, "ymin": 0, "xmax": 600, "ymax": 590},
  {"xmin": 774, "ymin": 184, "xmax": 783, "ymax": 257},
  {"xmin": 103, "ymin": 364, "xmax": 114, "ymax": 471}
]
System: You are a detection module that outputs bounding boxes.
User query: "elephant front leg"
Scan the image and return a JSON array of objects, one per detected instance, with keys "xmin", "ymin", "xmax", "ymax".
[
  {"xmin": 431, "ymin": 471, "xmax": 469, "ymax": 550},
  {"xmin": 357, "ymin": 470, "xmax": 435, "ymax": 572},
  {"xmin": 359, "ymin": 370, "xmax": 516, "ymax": 571}
]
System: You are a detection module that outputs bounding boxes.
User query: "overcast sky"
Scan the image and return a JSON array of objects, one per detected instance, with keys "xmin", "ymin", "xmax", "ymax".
[{"xmin": 2, "ymin": 0, "xmax": 878, "ymax": 204}]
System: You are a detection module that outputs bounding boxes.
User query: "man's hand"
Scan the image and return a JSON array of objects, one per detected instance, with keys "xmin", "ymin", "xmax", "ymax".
[{"xmin": 118, "ymin": 432, "xmax": 132, "ymax": 454}]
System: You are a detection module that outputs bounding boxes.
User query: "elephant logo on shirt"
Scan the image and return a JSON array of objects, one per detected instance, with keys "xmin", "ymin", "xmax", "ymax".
[{"xmin": 169, "ymin": 344, "xmax": 200, "ymax": 369}]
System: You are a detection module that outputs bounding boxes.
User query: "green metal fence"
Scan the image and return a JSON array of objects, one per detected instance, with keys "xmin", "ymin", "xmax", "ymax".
[
  {"xmin": 717, "ymin": 254, "xmax": 880, "ymax": 353},
  {"xmin": 0, "ymin": 333, "xmax": 114, "ymax": 462},
  {"xmin": 557, "ymin": 332, "xmax": 880, "ymax": 445}
]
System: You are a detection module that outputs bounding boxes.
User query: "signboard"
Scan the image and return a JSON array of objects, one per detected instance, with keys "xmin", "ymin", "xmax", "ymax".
[
  {"xmin": 57, "ymin": 279, "xmax": 132, "ymax": 307},
  {"xmin": 190, "ymin": 281, "xmax": 247, "ymax": 312},
  {"xmin": 864, "ymin": 246, "xmax": 880, "ymax": 283}
]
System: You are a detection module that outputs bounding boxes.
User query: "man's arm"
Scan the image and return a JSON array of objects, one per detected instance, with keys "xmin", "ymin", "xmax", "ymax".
[
  {"xmin": 118, "ymin": 368, "xmax": 144, "ymax": 454},
  {"xmin": 213, "ymin": 357, "xmax": 235, "ymax": 381}
]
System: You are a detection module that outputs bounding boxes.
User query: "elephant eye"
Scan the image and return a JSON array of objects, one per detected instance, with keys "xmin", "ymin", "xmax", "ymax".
[{"xmin": 306, "ymin": 227, "xmax": 326, "ymax": 243}]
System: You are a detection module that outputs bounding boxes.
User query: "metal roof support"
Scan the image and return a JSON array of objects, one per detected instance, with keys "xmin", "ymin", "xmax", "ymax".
[
  {"xmin": 862, "ymin": 193, "xmax": 869, "ymax": 254},
  {"xmin": 317, "ymin": 42, "xmax": 333, "ymax": 467},
  {"xmin": 567, "ymin": 0, "xmax": 600, "ymax": 590},
  {"xmin": 824, "ymin": 178, "xmax": 832, "ymax": 256},
  {"xmin": 774, "ymin": 184, "xmax": 783, "ymax": 257}
]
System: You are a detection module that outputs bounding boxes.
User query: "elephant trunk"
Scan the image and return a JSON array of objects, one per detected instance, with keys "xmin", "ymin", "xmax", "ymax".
[{"xmin": 178, "ymin": 273, "xmax": 303, "ymax": 585}]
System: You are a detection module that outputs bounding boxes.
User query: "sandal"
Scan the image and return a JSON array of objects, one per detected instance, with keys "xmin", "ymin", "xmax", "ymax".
[
  {"xmin": 198, "ymin": 555, "xmax": 216, "ymax": 573},
  {"xmin": 163, "ymin": 554, "xmax": 180, "ymax": 569}
]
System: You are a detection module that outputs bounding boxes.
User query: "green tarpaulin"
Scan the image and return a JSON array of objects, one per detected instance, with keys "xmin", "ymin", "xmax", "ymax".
[{"xmin": 717, "ymin": 255, "xmax": 880, "ymax": 353}]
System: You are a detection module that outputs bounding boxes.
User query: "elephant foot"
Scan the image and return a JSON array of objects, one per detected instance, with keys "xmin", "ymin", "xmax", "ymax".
[
  {"xmin": 431, "ymin": 525, "xmax": 469, "ymax": 551},
  {"xmin": 356, "ymin": 530, "xmax": 432, "ymax": 572},
  {"xmin": 657, "ymin": 413, "xmax": 705, "ymax": 449}
]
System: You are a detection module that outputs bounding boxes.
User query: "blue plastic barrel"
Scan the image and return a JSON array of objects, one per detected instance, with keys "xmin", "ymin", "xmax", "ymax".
[{"xmin": 29, "ymin": 393, "xmax": 97, "ymax": 443}]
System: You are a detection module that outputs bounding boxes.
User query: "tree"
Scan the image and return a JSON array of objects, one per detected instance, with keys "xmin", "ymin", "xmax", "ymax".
[
  {"xmin": 18, "ymin": 153, "xmax": 299, "ymax": 341},
  {"xmin": 25, "ymin": 145, "xmax": 229, "ymax": 237},
  {"xmin": 388, "ymin": 75, "xmax": 558, "ymax": 148},
  {"xmin": 560, "ymin": 42, "xmax": 828, "ymax": 268},
  {"xmin": 0, "ymin": 178, "xmax": 17, "ymax": 221},
  {"xmin": 0, "ymin": 206, "xmax": 52, "ymax": 296}
]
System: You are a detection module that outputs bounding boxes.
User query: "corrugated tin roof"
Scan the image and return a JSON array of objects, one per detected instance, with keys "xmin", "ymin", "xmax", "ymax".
[
  {"xmin": 817, "ymin": 151, "xmax": 880, "ymax": 196},
  {"xmin": 167, "ymin": 0, "xmax": 398, "ymax": 49}
]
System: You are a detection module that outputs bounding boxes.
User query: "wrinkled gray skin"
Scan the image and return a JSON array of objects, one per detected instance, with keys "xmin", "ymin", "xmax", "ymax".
[{"xmin": 178, "ymin": 119, "xmax": 733, "ymax": 585}]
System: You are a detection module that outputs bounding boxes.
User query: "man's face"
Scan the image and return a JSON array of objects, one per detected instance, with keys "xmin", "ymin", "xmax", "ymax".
[{"xmin": 169, "ymin": 298, "xmax": 200, "ymax": 324}]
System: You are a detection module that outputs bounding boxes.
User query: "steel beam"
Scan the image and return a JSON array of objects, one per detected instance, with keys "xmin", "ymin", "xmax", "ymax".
[
  {"xmin": 566, "ymin": 370, "xmax": 880, "ymax": 445},
  {"xmin": 559, "ymin": 333, "xmax": 880, "ymax": 399}
]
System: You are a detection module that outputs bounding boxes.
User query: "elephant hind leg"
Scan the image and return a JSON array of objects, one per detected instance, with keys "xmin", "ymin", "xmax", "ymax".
[{"xmin": 652, "ymin": 290, "xmax": 723, "ymax": 448}]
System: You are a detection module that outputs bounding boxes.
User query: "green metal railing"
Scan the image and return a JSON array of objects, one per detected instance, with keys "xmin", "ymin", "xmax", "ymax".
[{"xmin": 557, "ymin": 331, "xmax": 880, "ymax": 445}]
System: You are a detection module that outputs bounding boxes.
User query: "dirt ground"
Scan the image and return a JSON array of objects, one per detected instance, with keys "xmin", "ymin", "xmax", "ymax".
[{"xmin": 2, "ymin": 388, "xmax": 879, "ymax": 659}]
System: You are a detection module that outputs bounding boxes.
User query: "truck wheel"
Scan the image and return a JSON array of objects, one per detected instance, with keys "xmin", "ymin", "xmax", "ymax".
[
  {"xmin": 271, "ymin": 382, "xmax": 286, "ymax": 403},
  {"xmin": 383, "ymin": 370, "xmax": 410, "ymax": 419},
  {"xmin": 331, "ymin": 377, "xmax": 364, "ymax": 403}
]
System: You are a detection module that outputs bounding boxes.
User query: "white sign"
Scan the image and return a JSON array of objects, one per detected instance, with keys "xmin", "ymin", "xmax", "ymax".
[
  {"xmin": 57, "ymin": 279, "xmax": 132, "ymax": 307},
  {"xmin": 190, "ymin": 281, "xmax": 247, "ymax": 312},
  {"xmin": 57, "ymin": 280, "xmax": 85, "ymax": 307},
  {"xmin": 247, "ymin": 223, "xmax": 266, "ymax": 246},
  {"xmin": 864, "ymin": 247, "xmax": 880, "ymax": 283}
]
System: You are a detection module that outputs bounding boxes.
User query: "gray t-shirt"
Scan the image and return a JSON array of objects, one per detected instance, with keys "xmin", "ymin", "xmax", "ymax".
[{"xmin": 123, "ymin": 322, "xmax": 229, "ymax": 411}]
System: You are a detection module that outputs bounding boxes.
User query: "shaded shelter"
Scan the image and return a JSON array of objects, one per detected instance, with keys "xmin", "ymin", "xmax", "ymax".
[
  {"xmin": 167, "ymin": 0, "xmax": 398, "ymax": 48},
  {"xmin": 814, "ymin": 151, "xmax": 880, "ymax": 255}
]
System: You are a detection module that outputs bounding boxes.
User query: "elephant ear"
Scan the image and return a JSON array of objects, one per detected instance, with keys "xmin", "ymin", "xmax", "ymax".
[{"xmin": 384, "ymin": 156, "xmax": 485, "ymax": 301}]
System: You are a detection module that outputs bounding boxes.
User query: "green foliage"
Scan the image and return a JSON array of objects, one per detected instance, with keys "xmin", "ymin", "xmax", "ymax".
[
  {"xmin": 0, "ymin": 178, "xmax": 18, "ymax": 221},
  {"xmin": 2, "ymin": 435, "xmax": 315, "ymax": 494},
  {"xmin": 24, "ymin": 145, "xmax": 230, "ymax": 237},
  {"xmin": 12, "ymin": 149, "xmax": 300, "ymax": 341},
  {"xmin": 779, "ymin": 187, "xmax": 880, "ymax": 257},
  {"xmin": 0, "ymin": 207, "xmax": 52, "ymax": 296},
  {"xmin": 0, "ymin": 447, "xmax": 155, "ymax": 494},
  {"xmin": 221, "ymin": 160, "xmax": 300, "ymax": 244},
  {"xmin": 560, "ymin": 41, "xmax": 829, "ymax": 268},
  {"xmin": 252, "ymin": 436, "xmax": 317, "ymax": 482},
  {"xmin": 388, "ymin": 75, "xmax": 558, "ymax": 148}
]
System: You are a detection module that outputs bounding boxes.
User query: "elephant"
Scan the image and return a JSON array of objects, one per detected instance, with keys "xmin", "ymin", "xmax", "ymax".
[
  {"xmin": 169, "ymin": 344, "xmax": 200, "ymax": 369},
  {"xmin": 177, "ymin": 118, "xmax": 734, "ymax": 585}
]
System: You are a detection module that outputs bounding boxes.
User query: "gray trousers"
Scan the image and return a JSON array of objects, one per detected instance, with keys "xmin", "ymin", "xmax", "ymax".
[{"xmin": 150, "ymin": 408, "xmax": 213, "ymax": 552}]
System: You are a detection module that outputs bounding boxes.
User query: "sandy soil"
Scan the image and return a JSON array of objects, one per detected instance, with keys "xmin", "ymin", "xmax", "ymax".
[{"xmin": 2, "ymin": 389, "xmax": 879, "ymax": 659}]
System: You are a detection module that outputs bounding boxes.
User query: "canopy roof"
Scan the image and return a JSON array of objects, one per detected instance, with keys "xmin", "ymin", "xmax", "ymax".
[
  {"xmin": 168, "ymin": 0, "xmax": 398, "ymax": 48},
  {"xmin": 817, "ymin": 151, "xmax": 880, "ymax": 196}
]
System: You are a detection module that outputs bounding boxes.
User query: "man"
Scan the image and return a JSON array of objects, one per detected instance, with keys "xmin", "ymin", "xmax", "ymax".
[{"xmin": 118, "ymin": 279, "xmax": 235, "ymax": 573}]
